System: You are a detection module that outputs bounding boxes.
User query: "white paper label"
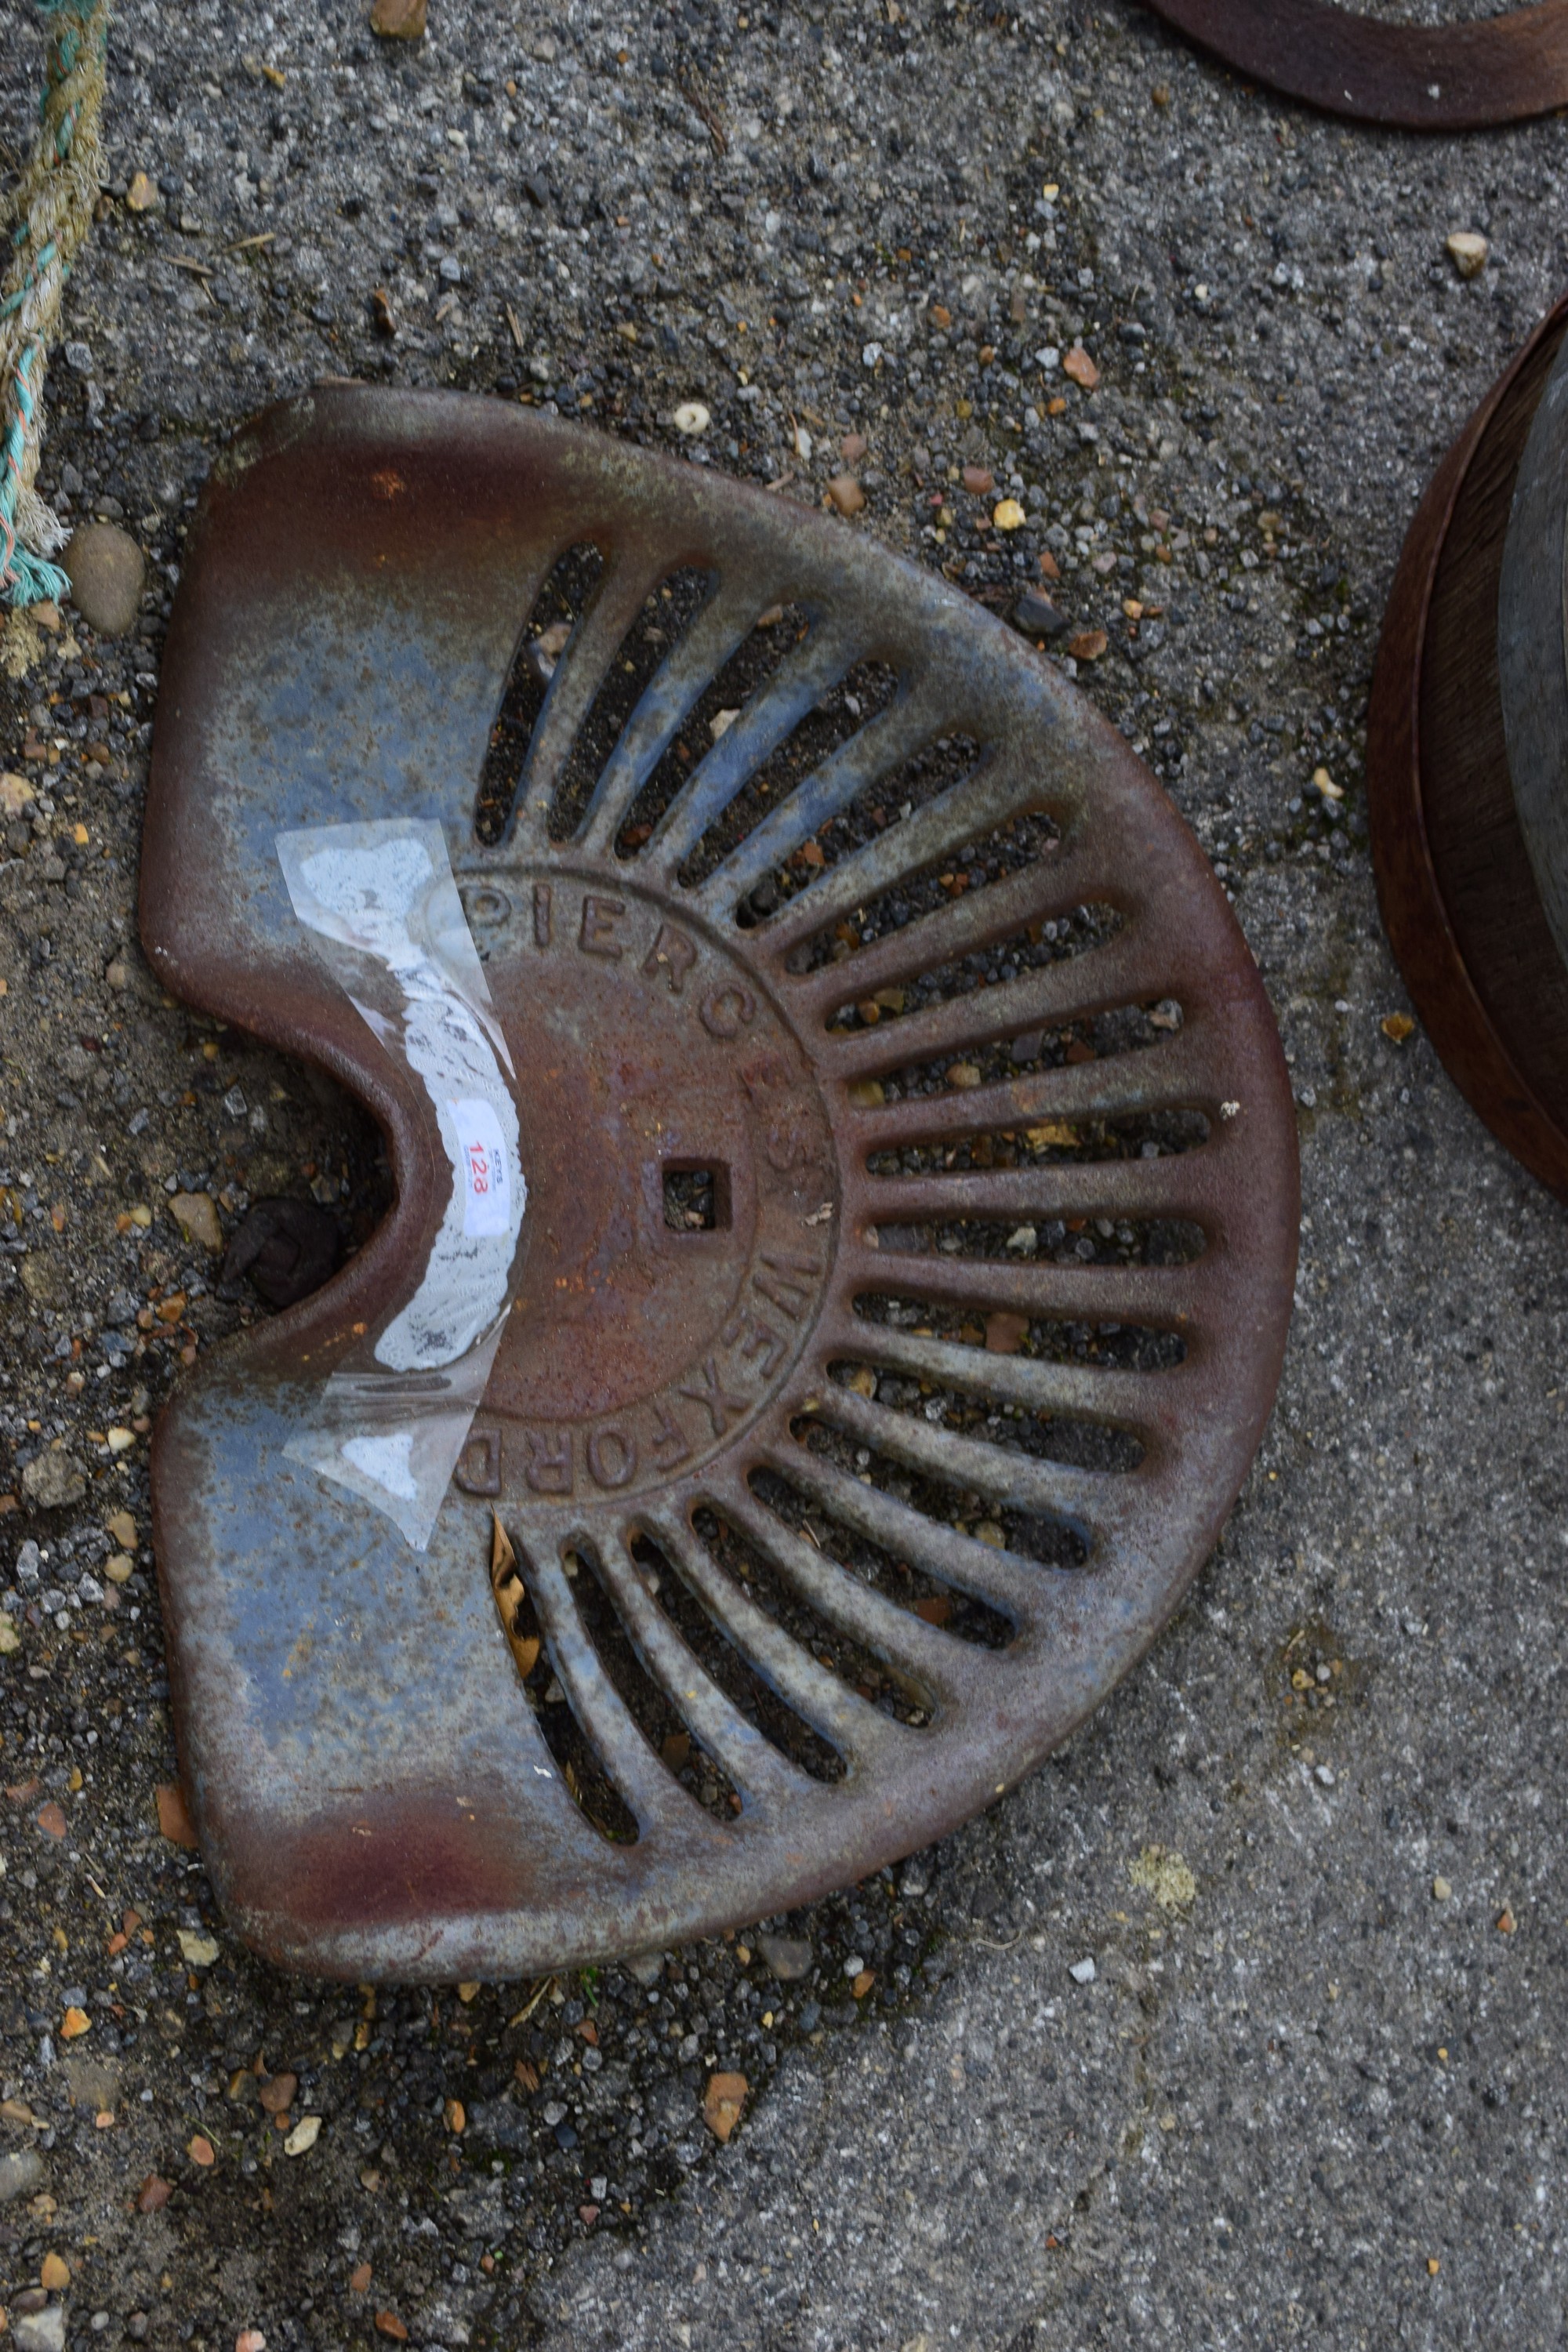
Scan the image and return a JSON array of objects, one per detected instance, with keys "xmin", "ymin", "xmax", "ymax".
[
  {"xmin": 452, "ymin": 1095, "xmax": 511, "ymax": 1238},
  {"xmin": 274, "ymin": 818, "xmax": 526, "ymax": 1550}
]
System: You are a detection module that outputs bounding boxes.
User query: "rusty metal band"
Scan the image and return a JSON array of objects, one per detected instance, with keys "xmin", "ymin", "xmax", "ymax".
[
  {"xmin": 1138, "ymin": 0, "xmax": 1568, "ymax": 129},
  {"xmin": 1498, "ymin": 326, "xmax": 1568, "ymax": 973},
  {"xmin": 1367, "ymin": 294, "xmax": 1568, "ymax": 1201}
]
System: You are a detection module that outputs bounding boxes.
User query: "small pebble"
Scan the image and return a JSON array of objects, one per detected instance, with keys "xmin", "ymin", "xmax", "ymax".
[
  {"xmin": 1445, "ymin": 230, "xmax": 1487, "ymax": 280},
  {"xmin": 1432, "ymin": 1876, "xmax": 1451, "ymax": 1902},
  {"xmin": 64, "ymin": 523, "xmax": 145, "ymax": 637},
  {"xmin": 673, "ymin": 401, "xmax": 710, "ymax": 437},
  {"xmin": 755, "ymin": 1932, "xmax": 812, "ymax": 1980},
  {"xmin": 1013, "ymin": 592, "xmax": 1069, "ymax": 640},
  {"xmin": 1069, "ymin": 1956, "xmax": 1097, "ymax": 1984}
]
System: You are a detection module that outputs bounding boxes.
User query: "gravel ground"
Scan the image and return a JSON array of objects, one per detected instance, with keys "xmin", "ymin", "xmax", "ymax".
[{"xmin": 0, "ymin": 2, "xmax": 1564, "ymax": 2347}]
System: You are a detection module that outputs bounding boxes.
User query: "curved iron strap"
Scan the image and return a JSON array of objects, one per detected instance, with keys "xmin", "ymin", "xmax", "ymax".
[{"xmin": 1139, "ymin": 0, "xmax": 1568, "ymax": 129}]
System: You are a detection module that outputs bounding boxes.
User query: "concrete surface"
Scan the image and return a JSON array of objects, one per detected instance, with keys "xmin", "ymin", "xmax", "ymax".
[{"xmin": 0, "ymin": 2, "xmax": 1563, "ymax": 2347}]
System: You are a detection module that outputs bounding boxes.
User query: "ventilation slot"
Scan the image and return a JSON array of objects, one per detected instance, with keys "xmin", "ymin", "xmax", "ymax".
[
  {"xmin": 826, "ymin": 913, "xmax": 1138, "ymax": 1040},
  {"xmin": 742, "ymin": 729, "xmax": 985, "ymax": 937},
  {"xmin": 629, "ymin": 1531, "xmax": 846, "ymax": 1783},
  {"xmin": 612, "ymin": 601, "xmax": 812, "ymax": 858},
  {"xmin": 679, "ymin": 656, "xmax": 902, "ymax": 895},
  {"xmin": 739, "ymin": 1473, "xmax": 1012, "ymax": 1657},
  {"xmin": 866, "ymin": 1214, "xmax": 1207, "ymax": 1268},
  {"xmin": 789, "ymin": 1417, "xmax": 1091, "ymax": 1570},
  {"xmin": 566, "ymin": 1542, "xmax": 743, "ymax": 1824},
  {"xmin": 476, "ymin": 543, "xmax": 604, "ymax": 845},
  {"xmin": 864, "ymin": 1105, "xmax": 1208, "ymax": 1178},
  {"xmin": 794, "ymin": 798, "xmax": 1062, "ymax": 975},
  {"xmin": 547, "ymin": 566, "xmax": 716, "ymax": 841},
  {"xmin": 524, "ymin": 1550, "xmax": 640, "ymax": 1843},
  {"xmin": 691, "ymin": 1500, "xmax": 940, "ymax": 1723},
  {"xmin": 826, "ymin": 1357, "xmax": 1145, "ymax": 1475},
  {"xmin": 853, "ymin": 1290, "xmax": 1189, "ymax": 1374}
]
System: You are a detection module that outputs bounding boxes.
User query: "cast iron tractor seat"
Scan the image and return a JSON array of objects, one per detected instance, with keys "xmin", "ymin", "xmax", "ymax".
[{"xmin": 143, "ymin": 392, "xmax": 1298, "ymax": 1980}]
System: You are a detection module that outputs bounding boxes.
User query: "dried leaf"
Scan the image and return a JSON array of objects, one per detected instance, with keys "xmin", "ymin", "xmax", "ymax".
[
  {"xmin": 157, "ymin": 1782, "xmax": 199, "ymax": 1848},
  {"xmin": 257, "ymin": 2071, "xmax": 296, "ymax": 2115},
  {"xmin": 490, "ymin": 1510, "xmax": 515, "ymax": 1584},
  {"xmin": 1381, "ymin": 1012, "xmax": 1414, "ymax": 1044},
  {"xmin": 702, "ymin": 2070, "xmax": 748, "ymax": 2142},
  {"xmin": 369, "ymin": 0, "xmax": 426, "ymax": 35},
  {"xmin": 136, "ymin": 2173, "xmax": 172, "ymax": 2212},
  {"xmin": 188, "ymin": 2133, "xmax": 216, "ymax": 2168},
  {"xmin": 985, "ymin": 1312, "xmax": 1029, "ymax": 1356},
  {"xmin": 1062, "ymin": 343, "xmax": 1100, "ymax": 390},
  {"xmin": 1066, "ymin": 630, "xmax": 1108, "ymax": 662}
]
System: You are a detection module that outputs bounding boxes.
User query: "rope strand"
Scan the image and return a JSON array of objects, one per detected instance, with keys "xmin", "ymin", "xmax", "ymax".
[{"xmin": 0, "ymin": 0, "xmax": 111, "ymax": 610}]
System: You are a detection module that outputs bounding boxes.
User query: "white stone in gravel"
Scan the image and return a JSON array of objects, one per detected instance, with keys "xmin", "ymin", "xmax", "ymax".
[
  {"xmin": 1445, "ymin": 230, "xmax": 1487, "ymax": 280},
  {"xmin": 14, "ymin": 2307, "xmax": 65, "ymax": 2352},
  {"xmin": 1069, "ymin": 1957, "xmax": 1097, "ymax": 1985},
  {"xmin": 0, "ymin": 2147, "xmax": 46, "ymax": 2204}
]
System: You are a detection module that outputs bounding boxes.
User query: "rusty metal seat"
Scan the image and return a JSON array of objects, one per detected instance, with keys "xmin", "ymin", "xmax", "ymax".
[{"xmin": 143, "ymin": 391, "xmax": 1297, "ymax": 1980}]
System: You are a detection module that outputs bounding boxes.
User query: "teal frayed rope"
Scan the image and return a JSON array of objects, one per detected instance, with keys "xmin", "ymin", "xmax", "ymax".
[{"xmin": 0, "ymin": 0, "xmax": 111, "ymax": 612}]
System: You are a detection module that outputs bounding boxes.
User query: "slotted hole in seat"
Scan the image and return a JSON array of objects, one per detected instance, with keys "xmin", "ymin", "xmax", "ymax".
[
  {"xmin": 564, "ymin": 1542, "xmax": 742, "ymax": 1824},
  {"xmin": 863, "ymin": 1105, "xmax": 1209, "ymax": 1177},
  {"xmin": 826, "ymin": 1356, "xmax": 1146, "ymax": 1475},
  {"xmin": 627, "ymin": 1530, "xmax": 846, "ymax": 1784},
  {"xmin": 790, "ymin": 802, "xmax": 1064, "ymax": 974},
  {"xmin": 612, "ymin": 601, "xmax": 813, "ymax": 857},
  {"xmin": 691, "ymin": 1497, "xmax": 942, "ymax": 1722},
  {"xmin": 746, "ymin": 729, "xmax": 985, "ymax": 933},
  {"xmin": 475, "ymin": 542, "xmax": 604, "ymax": 845},
  {"xmin": 848, "ymin": 975, "xmax": 1183, "ymax": 1103},
  {"xmin": 546, "ymin": 565, "xmax": 717, "ymax": 841},
  {"xmin": 853, "ymin": 1289, "xmax": 1189, "ymax": 1374},
  {"xmin": 788, "ymin": 1418, "xmax": 1091, "ymax": 1570},
  {"xmin": 677, "ymin": 656, "xmax": 903, "ymax": 891},
  {"xmin": 867, "ymin": 1211, "xmax": 1207, "ymax": 1267},
  {"xmin": 742, "ymin": 1470, "xmax": 1014, "ymax": 1654},
  {"xmin": 517, "ymin": 1551, "xmax": 639, "ymax": 1843},
  {"xmin": 824, "ymin": 912, "xmax": 1145, "ymax": 1040}
]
